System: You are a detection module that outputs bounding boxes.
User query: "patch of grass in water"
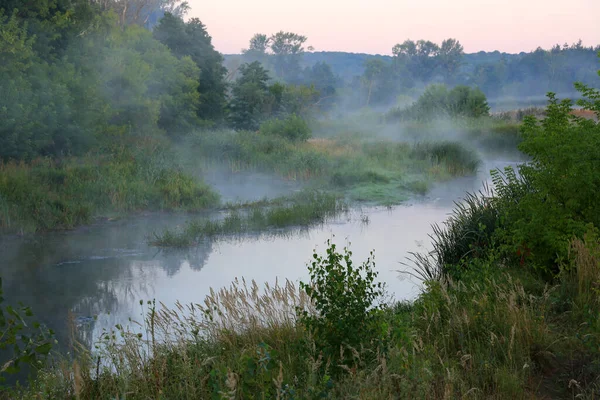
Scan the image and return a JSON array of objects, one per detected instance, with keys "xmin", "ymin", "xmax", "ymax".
[
  {"xmin": 185, "ymin": 130, "xmax": 481, "ymax": 205},
  {"xmin": 150, "ymin": 191, "xmax": 347, "ymax": 248},
  {"xmin": 346, "ymin": 182, "xmax": 410, "ymax": 205}
]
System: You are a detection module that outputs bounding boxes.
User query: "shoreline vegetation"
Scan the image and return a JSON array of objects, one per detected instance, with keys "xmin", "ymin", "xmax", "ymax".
[
  {"xmin": 149, "ymin": 190, "xmax": 348, "ymax": 248},
  {"xmin": 1, "ymin": 115, "xmax": 513, "ymax": 235},
  {"xmin": 2, "ymin": 0, "xmax": 600, "ymax": 398},
  {"xmin": 0, "ymin": 122, "xmax": 484, "ymax": 236},
  {"xmin": 4, "ymin": 81, "xmax": 600, "ymax": 398}
]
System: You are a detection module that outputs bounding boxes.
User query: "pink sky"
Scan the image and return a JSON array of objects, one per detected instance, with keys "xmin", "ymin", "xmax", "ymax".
[{"xmin": 187, "ymin": 0, "xmax": 600, "ymax": 55}]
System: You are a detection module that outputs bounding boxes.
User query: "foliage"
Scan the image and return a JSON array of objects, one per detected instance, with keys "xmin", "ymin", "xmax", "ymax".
[
  {"xmin": 259, "ymin": 114, "xmax": 311, "ymax": 141},
  {"xmin": 410, "ymin": 188, "xmax": 501, "ymax": 281},
  {"xmin": 153, "ymin": 13, "xmax": 228, "ymax": 124},
  {"xmin": 92, "ymin": 0, "xmax": 189, "ymax": 27},
  {"xmin": 473, "ymin": 43, "xmax": 600, "ymax": 98},
  {"xmin": 0, "ymin": 8, "xmax": 203, "ymax": 160},
  {"xmin": 492, "ymin": 89, "xmax": 600, "ymax": 273},
  {"xmin": 392, "ymin": 38, "xmax": 464, "ymax": 82},
  {"xmin": 299, "ymin": 241, "xmax": 384, "ymax": 367},
  {"xmin": 388, "ymin": 84, "xmax": 490, "ymax": 121},
  {"xmin": 242, "ymin": 31, "xmax": 308, "ymax": 82},
  {"xmin": 0, "ymin": 278, "xmax": 54, "ymax": 387},
  {"xmin": 228, "ymin": 62, "xmax": 320, "ymax": 131},
  {"xmin": 228, "ymin": 61, "xmax": 273, "ymax": 131},
  {"xmin": 150, "ymin": 191, "xmax": 346, "ymax": 247},
  {"xmin": 0, "ymin": 141, "xmax": 219, "ymax": 233}
]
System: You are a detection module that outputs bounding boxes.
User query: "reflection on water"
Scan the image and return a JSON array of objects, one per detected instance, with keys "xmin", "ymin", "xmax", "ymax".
[{"xmin": 0, "ymin": 157, "xmax": 522, "ymax": 353}]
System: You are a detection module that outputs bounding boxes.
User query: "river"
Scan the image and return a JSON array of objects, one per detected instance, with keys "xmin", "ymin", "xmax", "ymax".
[{"xmin": 0, "ymin": 155, "xmax": 522, "ymax": 353}]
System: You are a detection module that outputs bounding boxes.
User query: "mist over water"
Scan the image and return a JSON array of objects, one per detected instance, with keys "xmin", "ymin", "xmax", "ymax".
[{"xmin": 0, "ymin": 152, "xmax": 521, "ymax": 351}]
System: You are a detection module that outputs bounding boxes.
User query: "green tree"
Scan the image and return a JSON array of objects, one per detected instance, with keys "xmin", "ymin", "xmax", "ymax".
[
  {"xmin": 229, "ymin": 62, "xmax": 272, "ymax": 130},
  {"xmin": 153, "ymin": 13, "xmax": 228, "ymax": 124},
  {"xmin": 492, "ymin": 62, "xmax": 600, "ymax": 272},
  {"xmin": 388, "ymin": 84, "xmax": 489, "ymax": 121},
  {"xmin": 361, "ymin": 59, "xmax": 399, "ymax": 106},
  {"xmin": 269, "ymin": 31, "xmax": 308, "ymax": 82},
  {"xmin": 93, "ymin": 0, "xmax": 189, "ymax": 26},
  {"xmin": 392, "ymin": 38, "xmax": 463, "ymax": 82},
  {"xmin": 302, "ymin": 62, "xmax": 338, "ymax": 109},
  {"xmin": 242, "ymin": 33, "xmax": 271, "ymax": 65},
  {"xmin": 438, "ymin": 38, "xmax": 464, "ymax": 81}
]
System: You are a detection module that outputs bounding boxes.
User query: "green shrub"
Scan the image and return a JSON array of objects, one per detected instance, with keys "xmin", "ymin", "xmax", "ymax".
[
  {"xmin": 259, "ymin": 114, "xmax": 311, "ymax": 141},
  {"xmin": 492, "ymin": 91, "xmax": 600, "ymax": 275},
  {"xmin": 298, "ymin": 241, "xmax": 384, "ymax": 368},
  {"xmin": 387, "ymin": 84, "xmax": 490, "ymax": 121},
  {"xmin": 0, "ymin": 278, "xmax": 54, "ymax": 387}
]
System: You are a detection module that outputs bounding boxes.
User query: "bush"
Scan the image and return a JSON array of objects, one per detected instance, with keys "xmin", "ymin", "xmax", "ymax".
[
  {"xmin": 259, "ymin": 114, "xmax": 311, "ymax": 141},
  {"xmin": 0, "ymin": 278, "xmax": 54, "ymax": 387},
  {"xmin": 0, "ymin": 143, "xmax": 219, "ymax": 233},
  {"xmin": 492, "ymin": 92, "xmax": 600, "ymax": 274},
  {"xmin": 298, "ymin": 241, "xmax": 384, "ymax": 368},
  {"xmin": 386, "ymin": 84, "xmax": 490, "ymax": 121}
]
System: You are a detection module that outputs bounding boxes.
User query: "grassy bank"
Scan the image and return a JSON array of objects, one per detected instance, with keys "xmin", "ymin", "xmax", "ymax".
[
  {"xmin": 7, "ymin": 238, "xmax": 599, "ymax": 399},
  {"xmin": 184, "ymin": 128, "xmax": 482, "ymax": 205},
  {"xmin": 150, "ymin": 191, "xmax": 348, "ymax": 247},
  {"xmin": 0, "ymin": 114, "xmax": 498, "ymax": 233},
  {"xmin": 0, "ymin": 141, "xmax": 219, "ymax": 234}
]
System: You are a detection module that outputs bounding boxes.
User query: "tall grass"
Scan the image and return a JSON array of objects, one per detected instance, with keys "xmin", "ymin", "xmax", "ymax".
[
  {"xmin": 185, "ymin": 129, "xmax": 481, "ymax": 205},
  {"xmin": 11, "ymin": 239, "xmax": 600, "ymax": 399},
  {"xmin": 150, "ymin": 191, "xmax": 348, "ymax": 247},
  {"xmin": 0, "ymin": 146, "xmax": 219, "ymax": 233},
  {"xmin": 405, "ymin": 185, "xmax": 500, "ymax": 281}
]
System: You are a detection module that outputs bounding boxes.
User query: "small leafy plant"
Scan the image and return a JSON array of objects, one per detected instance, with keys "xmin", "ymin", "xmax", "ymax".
[
  {"xmin": 0, "ymin": 277, "xmax": 54, "ymax": 386},
  {"xmin": 299, "ymin": 240, "xmax": 384, "ymax": 367}
]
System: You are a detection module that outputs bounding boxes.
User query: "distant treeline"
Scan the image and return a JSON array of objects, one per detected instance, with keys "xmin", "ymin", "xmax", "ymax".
[{"xmin": 225, "ymin": 39, "xmax": 600, "ymax": 108}]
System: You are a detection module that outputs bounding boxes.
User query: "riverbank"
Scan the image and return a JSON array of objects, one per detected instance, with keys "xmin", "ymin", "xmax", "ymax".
[
  {"xmin": 0, "ymin": 115, "xmax": 496, "ymax": 234},
  {"xmin": 0, "ymin": 139, "xmax": 220, "ymax": 234},
  {"xmin": 7, "ymin": 233, "xmax": 599, "ymax": 399}
]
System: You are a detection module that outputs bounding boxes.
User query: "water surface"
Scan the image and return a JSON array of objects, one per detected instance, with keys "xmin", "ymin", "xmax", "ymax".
[{"xmin": 0, "ymin": 156, "xmax": 521, "ymax": 351}]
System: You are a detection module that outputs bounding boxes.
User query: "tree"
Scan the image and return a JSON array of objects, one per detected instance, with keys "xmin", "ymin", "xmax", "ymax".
[
  {"xmin": 492, "ymin": 65, "xmax": 600, "ymax": 272},
  {"xmin": 302, "ymin": 62, "xmax": 339, "ymax": 109},
  {"xmin": 242, "ymin": 33, "xmax": 271, "ymax": 64},
  {"xmin": 361, "ymin": 59, "xmax": 398, "ymax": 106},
  {"xmin": 387, "ymin": 84, "xmax": 489, "ymax": 121},
  {"xmin": 229, "ymin": 62, "xmax": 272, "ymax": 130},
  {"xmin": 438, "ymin": 38, "xmax": 464, "ymax": 81},
  {"xmin": 93, "ymin": 0, "xmax": 188, "ymax": 26},
  {"xmin": 392, "ymin": 38, "xmax": 464, "ymax": 82},
  {"xmin": 153, "ymin": 13, "xmax": 228, "ymax": 124},
  {"xmin": 269, "ymin": 31, "xmax": 308, "ymax": 82},
  {"xmin": 362, "ymin": 59, "xmax": 386, "ymax": 107}
]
